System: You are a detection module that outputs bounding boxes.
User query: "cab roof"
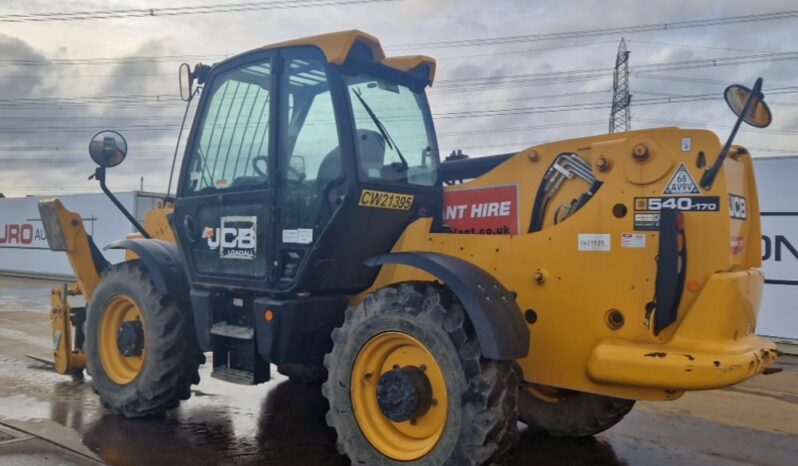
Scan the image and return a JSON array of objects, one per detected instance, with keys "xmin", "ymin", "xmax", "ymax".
[{"xmin": 260, "ymin": 30, "xmax": 436, "ymax": 85}]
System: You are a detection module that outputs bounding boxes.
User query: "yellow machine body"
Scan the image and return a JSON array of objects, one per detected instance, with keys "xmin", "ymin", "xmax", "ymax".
[
  {"xmin": 38, "ymin": 30, "xmax": 776, "ymax": 402},
  {"xmin": 367, "ymin": 127, "xmax": 777, "ymax": 401}
]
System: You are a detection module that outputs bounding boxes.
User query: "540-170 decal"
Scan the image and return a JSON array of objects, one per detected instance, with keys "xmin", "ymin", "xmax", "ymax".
[
  {"xmin": 634, "ymin": 196, "xmax": 720, "ymax": 212},
  {"xmin": 633, "ymin": 196, "xmax": 720, "ymax": 231}
]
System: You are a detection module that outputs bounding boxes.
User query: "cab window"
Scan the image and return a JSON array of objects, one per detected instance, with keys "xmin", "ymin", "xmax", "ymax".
[
  {"xmin": 345, "ymin": 73, "xmax": 438, "ymax": 186},
  {"xmin": 186, "ymin": 60, "xmax": 272, "ymax": 192},
  {"xmin": 279, "ymin": 57, "xmax": 342, "ymax": 240}
]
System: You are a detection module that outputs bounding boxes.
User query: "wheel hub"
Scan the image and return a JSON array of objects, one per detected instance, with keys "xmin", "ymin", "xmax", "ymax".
[
  {"xmin": 117, "ymin": 320, "xmax": 144, "ymax": 357},
  {"xmin": 376, "ymin": 366, "xmax": 433, "ymax": 422}
]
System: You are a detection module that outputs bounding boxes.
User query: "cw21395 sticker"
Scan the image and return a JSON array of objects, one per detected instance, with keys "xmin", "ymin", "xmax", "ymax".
[{"xmin": 358, "ymin": 189, "xmax": 415, "ymax": 210}]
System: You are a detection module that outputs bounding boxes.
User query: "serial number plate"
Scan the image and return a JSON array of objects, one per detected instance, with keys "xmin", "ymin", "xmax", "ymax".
[
  {"xmin": 634, "ymin": 196, "xmax": 720, "ymax": 212},
  {"xmin": 358, "ymin": 189, "xmax": 414, "ymax": 210}
]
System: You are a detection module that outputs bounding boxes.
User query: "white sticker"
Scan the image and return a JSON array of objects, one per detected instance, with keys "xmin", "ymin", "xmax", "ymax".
[
  {"xmin": 621, "ymin": 233, "xmax": 646, "ymax": 248},
  {"xmin": 282, "ymin": 229, "xmax": 298, "ymax": 243},
  {"xmin": 297, "ymin": 228, "xmax": 314, "ymax": 244},
  {"xmin": 578, "ymin": 234, "xmax": 611, "ymax": 252},
  {"xmin": 663, "ymin": 163, "xmax": 700, "ymax": 195},
  {"xmin": 681, "ymin": 137, "xmax": 692, "ymax": 152},
  {"xmin": 232, "ymin": 298, "xmax": 244, "ymax": 307}
]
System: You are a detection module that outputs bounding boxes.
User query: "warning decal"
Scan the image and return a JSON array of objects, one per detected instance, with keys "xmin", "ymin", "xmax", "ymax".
[
  {"xmin": 443, "ymin": 185, "xmax": 519, "ymax": 235},
  {"xmin": 663, "ymin": 163, "xmax": 700, "ymax": 195}
]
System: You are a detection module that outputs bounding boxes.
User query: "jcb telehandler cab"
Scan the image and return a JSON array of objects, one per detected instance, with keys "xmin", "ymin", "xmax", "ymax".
[{"xmin": 39, "ymin": 31, "xmax": 778, "ymax": 465}]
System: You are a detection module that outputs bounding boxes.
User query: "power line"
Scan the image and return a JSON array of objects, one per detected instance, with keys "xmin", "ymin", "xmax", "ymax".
[
  {"xmin": 0, "ymin": 0, "xmax": 399, "ymax": 23},
  {"xmin": 2, "ymin": 87, "xmax": 796, "ymax": 134},
  {"xmin": 3, "ymin": 8, "xmax": 796, "ymax": 67},
  {"xmin": 433, "ymin": 50, "xmax": 798, "ymax": 92},
  {"xmin": 389, "ymin": 9, "xmax": 798, "ymax": 50}
]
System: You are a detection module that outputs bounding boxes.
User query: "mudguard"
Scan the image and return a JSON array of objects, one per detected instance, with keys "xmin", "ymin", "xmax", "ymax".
[
  {"xmin": 365, "ymin": 252, "xmax": 530, "ymax": 361},
  {"xmin": 105, "ymin": 239, "xmax": 189, "ymax": 299}
]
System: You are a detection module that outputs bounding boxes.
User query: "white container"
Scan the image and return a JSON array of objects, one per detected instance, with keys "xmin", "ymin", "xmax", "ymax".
[
  {"xmin": 754, "ymin": 156, "xmax": 798, "ymax": 342},
  {"xmin": 0, "ymin": 192, "xmax": 162, "ymax": 278}
]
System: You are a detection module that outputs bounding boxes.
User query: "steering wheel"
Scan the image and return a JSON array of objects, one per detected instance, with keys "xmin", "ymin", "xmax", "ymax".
[
  {"xmin": 252, "ymin": 156, "xmax": 268, "ymax": 176},
  {"xmin": 251, "ymin": 156, "xmax": 305, "ymax": 182}
]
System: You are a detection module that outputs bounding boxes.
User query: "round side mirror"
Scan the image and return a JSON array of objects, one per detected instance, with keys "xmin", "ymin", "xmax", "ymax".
[
  {"xmin": 724, "ymin": 84, "xmax": 772, "ymax": 128},
  {"xmin": 179, "ymin": 63, "xmax": 193, "ymax": 102},
  {"xmin": 89, "ymin": 130, "xmax": 128, "ymax": 168}
]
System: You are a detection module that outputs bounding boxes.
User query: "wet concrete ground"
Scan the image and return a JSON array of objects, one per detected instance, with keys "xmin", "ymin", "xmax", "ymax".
[{"xmin": 0, "ymin": 275, "xmax": 796, "ymax": 465}]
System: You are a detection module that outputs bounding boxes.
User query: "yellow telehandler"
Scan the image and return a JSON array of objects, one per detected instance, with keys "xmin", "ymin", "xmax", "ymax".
[{"xmin": 39, "ymin": 30, "xmax": 777, "ymax": 465}]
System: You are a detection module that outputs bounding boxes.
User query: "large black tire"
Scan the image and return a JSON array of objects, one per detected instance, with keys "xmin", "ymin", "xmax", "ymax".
[
  {"xmin": 277, "ymin": 362, "xmax": 327, "ymax": 384},
  {"xmin": 322, "ymin": 283, "xmax": 519, "ymax": 466},
  {"xmin": 86, "ymin": 261, "xmax": 201, "ymax": 418},
  {"xmin": 518, "ymin": 388, "xmax": 634, "ymax": 437}
]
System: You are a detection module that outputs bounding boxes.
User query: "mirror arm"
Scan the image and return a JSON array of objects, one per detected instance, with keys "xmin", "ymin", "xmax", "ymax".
[
  {"xmin": 700, "ymin": 77, "xmax": 763, "ymax": 190},
  {"xmin": 93, "ymin": 167, "xmax": 152, "ymax": 239}
]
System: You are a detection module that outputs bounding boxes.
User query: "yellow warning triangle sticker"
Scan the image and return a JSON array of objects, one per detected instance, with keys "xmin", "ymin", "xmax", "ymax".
[{"xmin": 663, "ymin": 163, "xmax": 700, "ymax": 194}]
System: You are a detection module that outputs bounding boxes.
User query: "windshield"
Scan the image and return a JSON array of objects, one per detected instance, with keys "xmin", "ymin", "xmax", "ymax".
[{"xmin": 345, "ymin": 73, "xmax": 438, "ymax": 186}]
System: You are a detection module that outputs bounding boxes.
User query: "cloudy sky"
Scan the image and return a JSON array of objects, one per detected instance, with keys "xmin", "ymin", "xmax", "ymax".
[{"xmin": 1, "ymin": 0, "xmax": 797, "ymax": 197}]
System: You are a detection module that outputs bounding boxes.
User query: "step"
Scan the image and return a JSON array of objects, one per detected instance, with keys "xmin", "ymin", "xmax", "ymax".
[
  {"xmin": 211, "ymin": 366, "xmax": 258, "ymax": 385},
  {"xmin": 210, "ymin": 321, "xmax": 254, "ymax": 340}
]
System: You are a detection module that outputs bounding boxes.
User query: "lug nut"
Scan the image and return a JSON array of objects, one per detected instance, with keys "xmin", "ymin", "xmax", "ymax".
[
  {"xmin": 528, "ymin": 150, "xmax": 540, "ymax": 162},
  {"xmin": 633, "ymin": 143, "xmax": 650, "ymax": 162}
]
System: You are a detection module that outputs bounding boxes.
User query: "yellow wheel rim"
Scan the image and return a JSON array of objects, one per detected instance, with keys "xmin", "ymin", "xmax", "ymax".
[
  {"xmin": 351, "ymin": 332, "xmax": 448, "ymax": 461},
  {"xmin": 99, "ymin": 295, "xmax": 146, "ymax": 385}
]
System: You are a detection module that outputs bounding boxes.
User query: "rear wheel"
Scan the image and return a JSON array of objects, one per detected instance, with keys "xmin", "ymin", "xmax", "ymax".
[
  {"xmin": 86, "ymin": 261, "xmax": 200, "ymax": 417},
  {"xmin": 518, "ymin": 385, "xmax": 634, "ymax": 437},
  {"xmin": 323, "ymin": 283, "xmax": 519, "ymax": 465}
]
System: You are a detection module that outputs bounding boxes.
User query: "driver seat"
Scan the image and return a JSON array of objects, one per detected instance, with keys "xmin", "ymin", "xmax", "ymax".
[{"xmin": 316, "ymin": 129, "xmax": 386, "ymax": 194}]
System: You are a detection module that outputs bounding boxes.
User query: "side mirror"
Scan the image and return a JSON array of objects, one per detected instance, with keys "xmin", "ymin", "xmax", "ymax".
[
  {"xmin": 725, "ymin": 83, "xmax": 772, "ymax": 128},
  {"xmin": 179, "ymin": 63, "xmax": 193, "ymax": 102},
  {"xmin": 89, "ymin": 130, "xmax": 128, "ymax": 168},
  {"xmin": 701, "ymin": 77, "xmax": 772, "ymax": 190}
]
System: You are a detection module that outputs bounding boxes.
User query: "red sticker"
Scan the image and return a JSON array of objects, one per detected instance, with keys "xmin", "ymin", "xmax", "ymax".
[{"xmin": 443, "ymin": 185, "xmax": 519, "ymax": 235}]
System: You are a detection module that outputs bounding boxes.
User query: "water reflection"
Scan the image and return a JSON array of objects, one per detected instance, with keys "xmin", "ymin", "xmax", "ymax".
[{"xmin": 40, "ymin": 376, "xmax": 626, "ymax": 466}]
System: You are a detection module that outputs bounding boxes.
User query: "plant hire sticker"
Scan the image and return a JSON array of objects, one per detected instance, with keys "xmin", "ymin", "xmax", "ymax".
[{"xmin": 443, "ymin": 185, "xmax": 519, "ymax": 235}]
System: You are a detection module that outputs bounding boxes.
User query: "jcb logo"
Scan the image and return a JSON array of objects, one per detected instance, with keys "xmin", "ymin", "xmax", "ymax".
[
  {"xmin": 202, "ymin": 216, "xmax": 257, "ymax": 260},
  {"xmin": 729, "ymin": 195, "xmax": 747, "ymax": 220}
]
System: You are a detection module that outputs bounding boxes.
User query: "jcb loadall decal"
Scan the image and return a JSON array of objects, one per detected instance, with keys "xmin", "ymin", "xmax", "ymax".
[
  {"xmin": 202, "ymin": 216, "xmax": 257, "ymax": 259},
  {"xmin": 443, "ymin": 185, "xmax": 519, "ymax": 234}
]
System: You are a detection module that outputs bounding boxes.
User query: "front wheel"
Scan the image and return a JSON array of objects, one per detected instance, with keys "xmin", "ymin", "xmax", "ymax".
[
  {"xmin": 85, "ymin": 261, "xmax": 200, "ymax": 417},
  {"xmin": 322, "ymin": 283, "xmax": 519, "ymax": 466}
]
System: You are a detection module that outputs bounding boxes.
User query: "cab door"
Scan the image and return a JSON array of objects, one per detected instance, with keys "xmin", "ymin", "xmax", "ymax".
[
  {"xmin": 272, "ymin": 49, "xmax": 349, "ymax": 290},
  {"xmin": 173, "ymin": 53, "xmax": 278, "ymax": 290}
]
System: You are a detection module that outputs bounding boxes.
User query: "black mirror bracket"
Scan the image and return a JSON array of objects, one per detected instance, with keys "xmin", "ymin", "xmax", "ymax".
[
  {"xmin": 700, "ymin": 77, "xmax": 765, "ymax": 191},
  {"xmin": 91, "ymin": 166, "xmax": 151, "ymax": 239}
]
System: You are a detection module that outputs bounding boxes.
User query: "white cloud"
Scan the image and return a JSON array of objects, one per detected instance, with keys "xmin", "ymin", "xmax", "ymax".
[{"xmin": 1, "ymin": 0, "xmax": 797, "ymax": 196}]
